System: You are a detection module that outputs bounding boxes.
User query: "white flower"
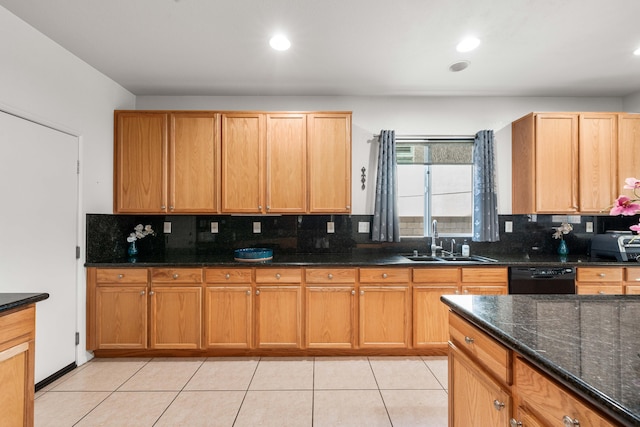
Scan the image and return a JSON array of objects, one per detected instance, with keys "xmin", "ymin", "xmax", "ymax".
[
  {"xmin": 126, "ymin": 224, "xmax": 155, "ymax": 242},
  {"xmin": 552, "ymin": 222, "xmax": 573, "ymax": 240}
]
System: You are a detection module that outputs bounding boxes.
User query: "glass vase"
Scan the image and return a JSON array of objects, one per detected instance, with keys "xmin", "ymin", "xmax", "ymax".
[
  {"xmin": 127, "ymin": 240, "xmax": 138, "ymax": 257},
  {"xmin": 557, "ymin": 239, "xmax": 568, "ymax": 256}
]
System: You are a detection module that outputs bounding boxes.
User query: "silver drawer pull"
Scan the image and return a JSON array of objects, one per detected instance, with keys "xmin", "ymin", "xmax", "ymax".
[
  {"xmin": 493, "ymin": 400, "xmax": 505, "ymax": 411},
  {"xmin": 509, "ymin": 419, "xmax": 522, "ymax": 427},
  {"xmin": 328, "ymin": 273, "xmax": 333, "ymax": 279},
  {"xmin": 275, "ymin": 273, "xmax": 281, "ymax": 279},
  {"xmin": 351, "ymin": 289, "xmax": 355, "ymax": 295},
  {"xmin": 382, "ymin": 273, "xmax": 388, "ymax": 279},
  {"xmin": 225, "ymin": 273, "xmax": 230, "ymax": 279},
  {"xmin": 563, "ymin": 415, "xmax": 580, "ymax": 426},
  {"xmin": 118, "ymin": 274, "xmax": 124, "ymax": 279},
  {"xmin": 464, "ymin": 336, "xmax": 475, "ymax": 345},
  {"xmin": 173, "ymin": 273, "xmax": 179, "ymax": 279}
]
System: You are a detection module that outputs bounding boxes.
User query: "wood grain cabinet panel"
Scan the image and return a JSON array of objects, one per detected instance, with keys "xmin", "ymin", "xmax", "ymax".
[
  {"xmin": 96, "ymin": 286, "xmax": 148, "ymax": 349},
  {"xmin": 204, "ymin": 286, "xmax": 252, "ymax": 349},
  {"xmin": 255, "ymin": 285, "xmax": 302, "ymax": 348}
]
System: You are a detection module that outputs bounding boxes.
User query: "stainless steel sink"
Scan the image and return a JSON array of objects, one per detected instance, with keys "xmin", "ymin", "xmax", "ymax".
[{"xmin": 402, "ymin": 254, "xmax": 497, "ymax": 263}]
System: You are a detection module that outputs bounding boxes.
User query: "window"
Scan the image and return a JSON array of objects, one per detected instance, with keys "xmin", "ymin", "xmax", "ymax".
[{"xmin": 396, "ymin": 137, "xmax": 474, "ymax": 238}]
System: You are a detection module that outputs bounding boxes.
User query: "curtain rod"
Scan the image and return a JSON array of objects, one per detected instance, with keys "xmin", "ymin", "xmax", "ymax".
[{"xmin": 373, "ymin": 134, "xmax": 475, "ymax": 140}]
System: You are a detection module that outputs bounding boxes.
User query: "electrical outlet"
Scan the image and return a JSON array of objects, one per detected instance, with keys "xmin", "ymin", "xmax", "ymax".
[
  {"xmin": 163, "ymin": 222, "xmax": 171, "ymax": 233},
  {"xmin": 358, "ymin": 221, "xmax": 370, "ymax": 233},
  {"xmin": 327, "ymin": 222, "xmax": 335, "ymax": 233},
  {"xmin": 505, "ymin": 221, "xmax": 513, "ymax": 233},
  {"xmin": 211, "ymin": 222, "xmax": 219, "ymax": 233},
  {"xmin": 253, "ymin": 222, "xmax": 261, "ymax": 233},
  {"xmin": 586, "ymin": 222, "xmax": 594, "ymax": 233}
]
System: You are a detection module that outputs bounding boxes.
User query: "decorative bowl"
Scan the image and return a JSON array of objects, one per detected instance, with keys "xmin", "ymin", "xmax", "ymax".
[{"xmin": 234, "ymin": 248, "xmax": 273, "ymax": 262}]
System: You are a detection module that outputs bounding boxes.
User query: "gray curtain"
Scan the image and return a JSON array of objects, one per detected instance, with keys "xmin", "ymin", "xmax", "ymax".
[
  {"xmin": 472, "ymin": 130, "xmax": 500, "ymax": 242},
  {"xmin": 372, "ymin": 130, "xmax": 400, "ymax": 242}
]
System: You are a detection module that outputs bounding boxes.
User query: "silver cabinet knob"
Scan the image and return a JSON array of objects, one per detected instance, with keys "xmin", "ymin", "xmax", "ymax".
[
  {"xmin": 346, "ymin": 205, "xmax": 350, "ymax": 209},
  {"xmin": 328, "ymin": 273, "xmax": 333, "ymax": 279},
  {"xmin": 169, "ymin": 206, "xmax": 174, "ymax": 211},
  {"xmin": 225, "ymin": 273, "xmax": 231, "ymax": 279},
  {"xmin": 509, "ymin": 419, "xmax": 522, "ymax": 427},
  {"xmin": 351, "ymin": 289, "xmax": 355, "ymax": 295},
  {"xmin": 256, "ymin": 290, "xmax": 260, "ymax": 295},
  {"xmin": 464, "ymin": 336, "xmax": 475, "ymax": 345},
  {"xmin": 246, "ymin": 290, "xmax": 251, "ymax": 295},
  {"xmin": 598, "ymin": 273, "xmax": 605, "ymax": 277},
  {"xmin": 455, "ymin": 290, "xmax": 460, "ymax": 294},
  {"xmin": 140, "ymin": 290, "xmax": 145, "ymax": 296},
  {"xmin": 161, "ymin": 205, "xmax": 166, "ymax": 210},
  {"xmin": 275, "ymin": 273, "xmax": 281, "ymax": 279},
  {"xmin": 360, "ymin": 290, "xmax": 364, "ymax": 295},
  {"xmin": 598, "ymin": 290, "xmax": 605, "ymax": 294},
  {"xmin": 493, "ymin": 400, "xmax": 505, "ymax": 411},
  {"xmin": 118, "ymin": 274, "xmax": 124, "ymax": 279},
  {"xmin": 149, "ymin": 290, "xmax": 155, "ymax": 295},
  {"xmin": 463, "ymin": 289, "xmax": 469, "ymax": 294},
  {"xmin": 173, "ymin": 273, "xmax": 179, "ymax": 279},
  {"xmin": 382, "ymin": 273, "xmax": 388, "ymax": 279},
  {"xmin": 258, "ymin": 205, "xmax": 262, "ymax": 210},
  {"xmin": 563, "ymin": 415, "xmax": 580, "ymax": 426}
]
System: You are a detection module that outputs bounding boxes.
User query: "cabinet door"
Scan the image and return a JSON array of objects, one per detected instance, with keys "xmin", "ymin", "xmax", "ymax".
[
  {"xmin": 359, "ymin": 286, "xmax": 409, "ymax": 348},
  {"xmin": 308, "ymin": 113, "xmax": 351, "ymax": 213},
  {"xmin": 266, "ymin": 113, "xmax": 307, "ymax": 213},
  {"xmin": 449, "ymin": 344, "xmax": 511, "ymax": 427},
  {"xmin": 579, "ymin": 113, "xmax": 617, "ymax": 212},
  {"xmin": 114, "ymin": 112, "xmax": 168, "ymax": 213},
  {"xmin": 306, "ymin": 286, "xmax": 355, "ymax": 348},
  {"xmin": 170, "ymin": 112, "xmax": 219, "ymax": 213},
  {"xmin": 221, "ymin": 113, "xmax": 265, "ymax": 213},
  {"xmin": 617, "ymin": 114, "xmax": 640, "ymax": 185},
  {"xmin": 204, "ymin": 286, "xmax": 252, "ymax": 349},
  {"xmin": 534, "ymin": 114, "xmax": 579, "ymax": 213},
  {"xmin": 96, "ymin": 286, "xmax": 148, "ymax": 349},
  {"xmin": 150, "ymin": 286, "xmax": 202, "ymax": 349},
  {"xmin": 255, "ymin": 286, "xmax": 301, "ymax": 348},
  {"xmin": 413, "ymin": 285, "xmax": 458, "ymax": 347}
]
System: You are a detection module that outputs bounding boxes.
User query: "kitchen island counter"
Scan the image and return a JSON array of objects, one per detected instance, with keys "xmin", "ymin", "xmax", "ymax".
[
  {"xmin": 441, "ymin": 294, "xmax": 639, "ymax": 426},
  {"xmin": 0, "ymin": 293, "xmax": 49, "ymax": 313}
]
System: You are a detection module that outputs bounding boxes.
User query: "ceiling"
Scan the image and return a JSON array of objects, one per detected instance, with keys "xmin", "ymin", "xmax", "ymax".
[{"xmin": 2, "ymin": 0, "xmax": 640, "ymax": 97}]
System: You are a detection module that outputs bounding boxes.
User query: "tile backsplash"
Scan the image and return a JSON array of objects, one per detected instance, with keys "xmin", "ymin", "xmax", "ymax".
[{"xmin": 85, "ymin": 213, "xmax": 638, "ymax": 263}]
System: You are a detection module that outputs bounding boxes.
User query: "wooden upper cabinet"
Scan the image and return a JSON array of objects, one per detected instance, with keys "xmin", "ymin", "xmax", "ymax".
[
  {"xmin": 266, "ymin": 114, "xmax": 307, "ymax": 213},
  {"xmin": 534, "ymin": 113, "xmax": 579, "ymax": 213},
  {"xmin": 308, "ymin": 113, "xmax": 352, "ymax": 213},
  {"xmin": 617, "ymin": 114, "xmax": 640, "ymax": 187},
  {"xmin": 170, "ymin": 112, "xmax": 219, "ymax": 213},
  {"xmin": 579, "ymin": 113, "xmax": 617, "ymax": 213},
  {"xmin": 221, "ymin": 113, "xmax": 265, "ymax": 213},
  {"xmin": 114, "ymin": 112, "xmax": 168, "ymax": 213}
]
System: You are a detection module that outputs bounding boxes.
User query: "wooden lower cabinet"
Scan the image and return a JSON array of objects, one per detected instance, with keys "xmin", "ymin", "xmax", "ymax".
[
  {"xmin": 96, "ymin": 286, "xmax": 148, "ymax": 349},
  {"xmin": 576, "ymin": 267, "xmax": 624, "ymax": 295},
  {"xmin": 204, "ymin": 286, "xmax": 252, "ymax": 348},
  {"xmin": 449, "ymin": 342, "xmax": 511, "ymax": 427},
  {"xmin": 255, "ymin": 285, "xmax": 302, "ymax": 348},
  {"xmin": 306, "ymin": 286, "xmax": 355, "ymax": 348},
  {"xmin": 359, "ymin": 285, "xmax": 410, "ymax": 348},
  {"xmin": 0, "ymin": 305, "xmax": 36, "ymax": 427},
  {"xmin": 150, "ymin": 286, "xmax": 202, "ymax": 349}
]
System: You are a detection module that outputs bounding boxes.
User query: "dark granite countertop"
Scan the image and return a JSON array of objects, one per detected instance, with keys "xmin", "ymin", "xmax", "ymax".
[
  {"xmin": 84, "ymin": 250, "xmax": 634, "ymax": 268},
  {"xmin": 0, "ymin": 293, "xmax": 49, "ymax": 314},
  {"xmin": 441, "ymin": 294, "xmax": 640, "ymax": 426}
]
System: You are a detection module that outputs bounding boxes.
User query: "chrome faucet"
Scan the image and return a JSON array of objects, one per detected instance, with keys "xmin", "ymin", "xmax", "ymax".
[
  {"xmin": 450, "ymin": 239, "xmax": 456, "ymax": 255},
  {"xmin": 430, "ymin": 220, "xmax": 442, "ymax": 256}
]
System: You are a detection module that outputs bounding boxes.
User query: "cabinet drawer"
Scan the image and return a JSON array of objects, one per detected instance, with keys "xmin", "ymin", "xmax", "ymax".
[
  {"xmin": 255, "ymin": 268, "xmax": 302, "ymax": 283},
  {"xmin": 515, "ymin": 357, "xmax": 615, "ymax": 427},
  {"xmin": 96, "ymin": 268, "xmax": 148, "ymax": 284},
  {"xmin": 0, "ymin": 305, "xmax": 35, "ymax": 349},
  {"xmin": 625, "ymin": 268, "xmax": 640, "ymax": 282},
  {"xmin": 359, "ymin": 268, "xmax": 409, "ymax": 283},
  {"xmin": 576, "ymin": 284, "xmax": 624, "ymax": 295},
  {"xmin": 305, "ymin": 268, "xmax": 356, "ymax": 284},
  {"xmin": 413, "ymin": 268, "xmax": 459, "ymax": 283},
  {"xmin": 205, "ymin": 268, "xmax": 252, "ymax": 284},
  {"xmin": 461, "ymin": 267, "xmax": 507, "ymax": 283},
  {"xmin": 151, "ymin": 268, "xmax": 203, "ymax": 283},
  {"xmin": 449, "ymin": 312, "xmax": 510, "ymax": 385},
  {"xmin": 576, "ymin": 267, "xmax": 623, "ymax": 282}
]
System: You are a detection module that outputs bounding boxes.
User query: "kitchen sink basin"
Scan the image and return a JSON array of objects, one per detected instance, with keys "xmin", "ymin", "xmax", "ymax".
[{"xmin": 402, "ymin": 254, "xmax": 498, "ymax": 263}]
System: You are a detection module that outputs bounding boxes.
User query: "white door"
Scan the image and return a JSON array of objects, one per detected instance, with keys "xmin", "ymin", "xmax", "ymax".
[{"xmin": 0, "ymin": 110, "xmax": 78, "ymax": 383}]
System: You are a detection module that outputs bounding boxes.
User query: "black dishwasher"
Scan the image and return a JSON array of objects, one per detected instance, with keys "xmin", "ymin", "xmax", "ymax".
[{"xmin": 508, "ymin": 267, "xmax": 576, "ymax": 294}]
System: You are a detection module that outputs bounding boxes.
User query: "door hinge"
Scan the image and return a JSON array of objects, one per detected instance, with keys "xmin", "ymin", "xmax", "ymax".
[
  {"xmin": 75, "ymin": 332, "xmax": 80, "ymax": 346},
  {"xmin": 76, "ymin": 246, "xmax": 81, "ymax": 259},
  {"xmin": 77, "ymin": 160, "xmax": 80, "ymax": 175}
]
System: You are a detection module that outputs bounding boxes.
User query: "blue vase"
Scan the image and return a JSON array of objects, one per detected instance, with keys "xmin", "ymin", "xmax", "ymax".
[
  {"xmin": 558, "ymin": 239, "xmax": 568, "ymax": 256},
  {"xmin": 128, "ymin": 240, "xmax": 138, "ymax": 257}
]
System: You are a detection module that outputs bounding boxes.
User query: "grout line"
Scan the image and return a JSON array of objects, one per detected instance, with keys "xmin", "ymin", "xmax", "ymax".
[
  {"xmin": 367, "ymin": 357, "xmax": 394, "ymax": 427},
  {"xmin": 231, "ymin": 356, "xmax": 262, "ymax": 426}
]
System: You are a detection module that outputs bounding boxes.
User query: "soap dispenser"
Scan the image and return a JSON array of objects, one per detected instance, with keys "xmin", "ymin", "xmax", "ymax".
[{"xmin": 462, "ymin": 240, "xmax": 470, "ymax": 257}]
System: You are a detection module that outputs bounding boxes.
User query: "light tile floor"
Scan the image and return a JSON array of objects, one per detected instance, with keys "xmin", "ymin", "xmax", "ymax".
[{"xmin": 35, "ymin": 356, "xmax": 448, "ymax": 427}]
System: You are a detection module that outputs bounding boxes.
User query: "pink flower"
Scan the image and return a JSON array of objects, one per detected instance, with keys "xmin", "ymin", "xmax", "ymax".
[
  {"xmin": 610, "ymin": 195, "xmax": 640, "ymax": 216},
  {"xmin": 630, "ymin": 223, "xmax": 640, "ymax": 233},
  {"xmin": 624, "ymin": 177, "xmax": 640, "ymax": 190}
]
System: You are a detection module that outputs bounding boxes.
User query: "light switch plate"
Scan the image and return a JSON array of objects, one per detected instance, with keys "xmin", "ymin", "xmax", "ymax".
[
  {"xmin": 211, "ymin": 222, "xmax": 219, "ymax": 233},
  {"xmin": 505, "ymin": 221, "xmax": 513, "ymax": 233},
  {"xmin": 163, "ymin": 222, "xmax": 171, "ymax": 233},
  {"xmin": 358, "ymin": 221, "xmax": 370, "ymax": 233},
  {"xmin": 253, "ymin": 222, "xmax": 261, "ymax": 233},
  {"xmin": 586, "ymin": 222, "xmax": 593, "ymax": 233},
  {"xmin": 327, "ymin": 222, "xmax": 335, "ymax": 233}
]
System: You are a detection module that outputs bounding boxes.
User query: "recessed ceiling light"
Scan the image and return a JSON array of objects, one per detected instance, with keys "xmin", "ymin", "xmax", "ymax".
[
  {"xmin": 269, "ymin": 35, "xmax": 291, "ymax": 51},
  {"xmin": 456, "ymin": 37, "xmax": 480, "ymax": 53},
  {"xmin": 634, "ymin": 47, "xmax": 640, "ymax": 56},
  {"xmin": 449, "ymin": 61, "xmax": 470, "ymax": 72}
]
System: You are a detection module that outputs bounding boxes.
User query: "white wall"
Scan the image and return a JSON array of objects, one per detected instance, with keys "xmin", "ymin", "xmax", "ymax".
[
  {"xmin": 0, "ymin": 6, "xmax": 135, "ymax": 366},
  {"xmin": 623, "ymin": 90, "xmax": 640, "ymax": 112},
  {"xmin": 138, "ymin": 95, "xmax": 623, "ymax": 215}
]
